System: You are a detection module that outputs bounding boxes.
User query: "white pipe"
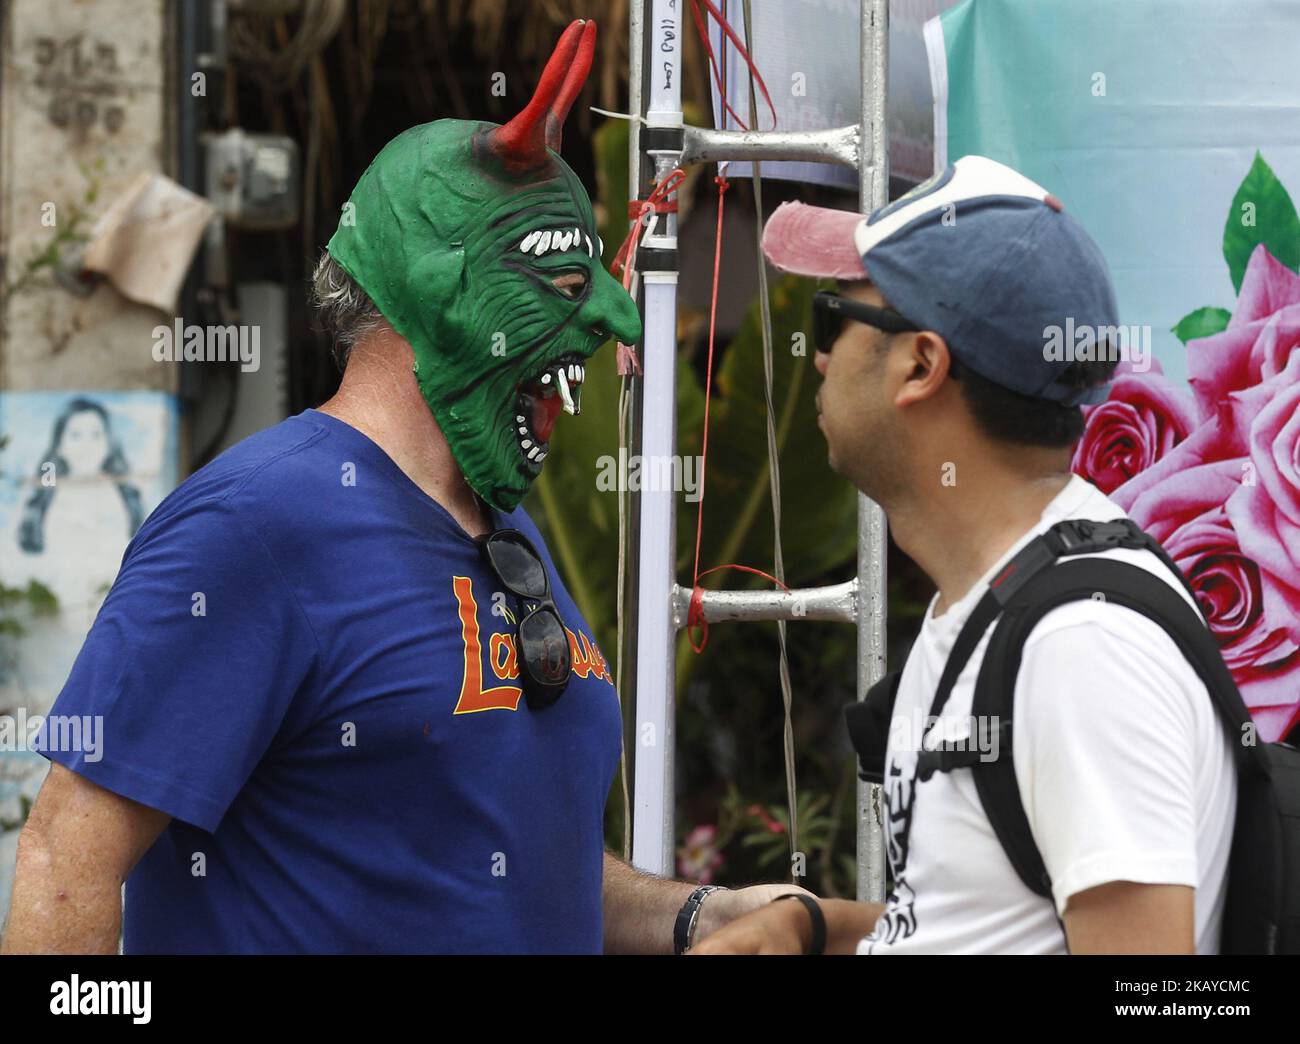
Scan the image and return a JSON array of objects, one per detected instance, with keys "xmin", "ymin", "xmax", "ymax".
[
  {"xmin": 646, "ymin": 0, "xmax": 683, "ymax": 133},
  {"xmin": 630, "ymin": 0, "xmax": 685, "ymax": 878},
  {"xmin": 631, "ymin": 271, "xmax": 680, "ymax": 876}
]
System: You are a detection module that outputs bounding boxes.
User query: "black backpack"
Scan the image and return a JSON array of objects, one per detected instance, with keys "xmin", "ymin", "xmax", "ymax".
[{"xmin": 846, "ymin": 517, "xmax": 1300, "ymax": 954}]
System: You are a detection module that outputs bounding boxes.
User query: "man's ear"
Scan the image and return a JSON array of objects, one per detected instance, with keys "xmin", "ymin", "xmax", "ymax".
[
  {"xmin": 925, "ymin": 331, "xmax": 957, "ymax": 381},
  {"xmin": 894, "ymin": 330, "xmax": 954, "ymax": 408}
]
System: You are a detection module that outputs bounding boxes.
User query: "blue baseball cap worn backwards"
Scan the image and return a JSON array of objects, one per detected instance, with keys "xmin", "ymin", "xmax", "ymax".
[{"xmin": 761, "ymin": 155, "xmax": 1121, "ymax": 407}]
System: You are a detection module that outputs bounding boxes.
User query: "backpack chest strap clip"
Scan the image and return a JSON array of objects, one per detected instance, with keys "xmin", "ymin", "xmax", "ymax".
[{"xmin": 916, "ymin": 719, "xmax": 1015, "ymax": 782}]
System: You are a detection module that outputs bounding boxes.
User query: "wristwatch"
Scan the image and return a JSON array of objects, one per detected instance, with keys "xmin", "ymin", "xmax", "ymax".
[{"xmin": 673, "ymin": 885, "xmax": 724, "ymax": 954}]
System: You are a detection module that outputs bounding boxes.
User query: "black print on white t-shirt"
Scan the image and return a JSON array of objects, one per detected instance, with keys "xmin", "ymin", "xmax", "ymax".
[{"xmin": 867, "ymin": 754, "xmax": 919, "ymax": 949}]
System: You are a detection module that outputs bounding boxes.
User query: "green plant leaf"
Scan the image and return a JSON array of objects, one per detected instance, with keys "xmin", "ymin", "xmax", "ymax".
[
  {"xmin": 1223, "ymin": 152, "xmax": 1300, "ymax": 293},
  {"xmin": 1171, "ymin": 306, "xmax": 1231, "ymax": 344}
]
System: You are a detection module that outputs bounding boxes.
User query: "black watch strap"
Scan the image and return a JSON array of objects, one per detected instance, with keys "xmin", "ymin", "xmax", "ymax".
[
  {"xmin": 673, "ymin": 885, "xmax": 722, "ymax": 954},
  {"xmin": 774, "ymin": 893, "xmax": 827, "ymax": 955}
]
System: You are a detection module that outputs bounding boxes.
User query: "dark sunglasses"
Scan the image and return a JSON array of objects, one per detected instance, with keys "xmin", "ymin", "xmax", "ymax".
[
  {"xmin": 812, "ymin": 290, "xmax": 921, "ymax": 353},
  {"xmin": 477, "ymin": 528, "xmax": 571, "ymax": 709}
]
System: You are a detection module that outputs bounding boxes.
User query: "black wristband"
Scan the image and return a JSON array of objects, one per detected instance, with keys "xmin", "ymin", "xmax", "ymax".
[
  {"xmin": 673, "ymin": 885, "xmax": 721, "ymax": 955},
  {"xmin": 773, "ymin": 893, "xmax": 826, "ymax": 955}
]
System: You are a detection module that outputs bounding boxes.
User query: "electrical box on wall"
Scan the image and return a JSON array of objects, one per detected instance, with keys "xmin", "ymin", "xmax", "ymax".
[{"xmin": 202, "ymin": 128, "xmax": 299, "ymax": 230}]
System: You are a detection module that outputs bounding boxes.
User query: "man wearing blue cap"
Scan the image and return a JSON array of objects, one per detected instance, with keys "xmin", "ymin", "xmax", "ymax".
[{"xmin": 691, "ymin": 156, "xmax": 1237, "ymax": 955}]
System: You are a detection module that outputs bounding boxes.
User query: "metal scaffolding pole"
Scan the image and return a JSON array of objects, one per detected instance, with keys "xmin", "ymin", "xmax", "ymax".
[
  {"xmin": 625, "ymin": 0, "xmax": 890, "ymax": 902},
  {"xmin": 856, "ymin": 0, "xmax": 890, "ymax": 906}
]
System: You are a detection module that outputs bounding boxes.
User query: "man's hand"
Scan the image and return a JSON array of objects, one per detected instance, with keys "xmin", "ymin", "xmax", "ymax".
[
  {"xmin": 689, "ymin": 890, "xmax": 812, "ymax": 954},
  {"xmin": 690, "ymin": 895, "xmax": 887, "ymax": 955},
  {"xmin": 691, "ymin": 883, "xmax": 812, "ymax": 948},
  {"xmin": 601, "ymin": 854, "xmax": 815, "ymax": 954}
]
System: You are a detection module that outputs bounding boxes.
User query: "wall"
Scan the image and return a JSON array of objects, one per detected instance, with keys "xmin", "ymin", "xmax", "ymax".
[{"xmin": 0, "ymin": 0, "xmax": 176, "ymax": 917}]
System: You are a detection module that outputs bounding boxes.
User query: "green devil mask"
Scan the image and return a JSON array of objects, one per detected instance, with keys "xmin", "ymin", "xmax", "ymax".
[{"xmin": 326, "ymin": 19, "xmax": 642, "ymax": 512}]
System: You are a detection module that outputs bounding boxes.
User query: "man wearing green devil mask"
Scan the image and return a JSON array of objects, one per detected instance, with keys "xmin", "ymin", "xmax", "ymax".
[
  {"xmin": 325, "ymin": 21, "xmax": 641, "ymax": 512},
  {"xmin": 5, "ymin": 19, "xmax": 800, "ymax": 956}
]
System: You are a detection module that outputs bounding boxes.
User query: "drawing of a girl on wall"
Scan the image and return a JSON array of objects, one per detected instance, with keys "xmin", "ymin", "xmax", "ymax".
[
  {"xmin": 19, "ymin": 397, "xmax": 145, "ymax": 549},
  {"xmin": 15, "ymin": 397, "xmax": 144, "ymax": 617}
]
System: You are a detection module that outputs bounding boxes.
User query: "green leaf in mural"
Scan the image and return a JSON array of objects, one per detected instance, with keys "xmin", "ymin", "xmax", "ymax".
[
  {"xmin": 1171, "ymin": 306, "xmax": 1231, "ymax": 344},
  {"xmin": 1223, "ymin": 152, "xmax": 1300, "ymax": 293}
]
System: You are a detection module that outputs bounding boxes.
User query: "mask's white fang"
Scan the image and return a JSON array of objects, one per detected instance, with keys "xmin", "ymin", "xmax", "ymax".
[
  {"xmin": 584, "ymin": 234, "xmax": 594, "ymax": 257},
  {"xmin": 556, "ymin": 367, "xmax": 577, "ymax": 415},
  {"xmin": 519, "ymin": 231, "xmax": 540, "ymax": 253},
  {"xmin": 533, "ymin": 230, "xmax": 553, "ymax": 256}
]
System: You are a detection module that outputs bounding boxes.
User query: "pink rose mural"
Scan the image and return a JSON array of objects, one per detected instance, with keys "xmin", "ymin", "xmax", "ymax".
[
  {"xmin": 1073, "ymin": 154, "xmax": 1300, "ymax": 742},
  {"xmin": 1071, "ymin": 362, "xmax": 1198, "ymax": 495}
]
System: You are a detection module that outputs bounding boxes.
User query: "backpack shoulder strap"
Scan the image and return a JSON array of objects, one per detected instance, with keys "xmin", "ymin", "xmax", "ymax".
[
  {"xmin": 915, "ymin": 518, "xmax": 1157, "ymax": 781},
  {"xmin": 971, "ymin": 555, "xmax": 1264, "ymax": 899}
]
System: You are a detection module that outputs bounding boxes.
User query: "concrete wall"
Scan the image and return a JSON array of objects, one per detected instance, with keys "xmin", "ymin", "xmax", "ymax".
[
  {"xmin": 1, "ymin": 0, "xmax": 174, "ymax": 391},
  {"xmin": 0, "ymin": 0, "xmax": 174, "ymax": 919}
]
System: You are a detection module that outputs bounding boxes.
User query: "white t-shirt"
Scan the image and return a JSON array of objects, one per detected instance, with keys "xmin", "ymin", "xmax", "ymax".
[{"xmin": 859, "ymin": 475, "xmax": 1237, "ymax": 954}]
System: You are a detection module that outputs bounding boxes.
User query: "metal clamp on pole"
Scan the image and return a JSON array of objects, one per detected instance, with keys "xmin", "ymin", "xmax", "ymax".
[
  {"xmin": 680, "ymin": 123, "xmax": 862, "ymax": 169},
  {"xmin": 671, "ymin": 580, "xmax": 860, "ymax": 629}
]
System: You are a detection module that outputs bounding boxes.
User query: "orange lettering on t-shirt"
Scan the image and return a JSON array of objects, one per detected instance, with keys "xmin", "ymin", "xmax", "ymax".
[
  {"xmin": 490, "ymin": 632, "xmax": 520, "ymax": 680},
  {"xmin": 585, "ymin": 634, "xmax": 610, "ymax": 684},
  {"xmin": 452, "ymin": 576, "xmax": 523, "ymax": 713},
  {"xmin": 566, "ymin": 626, "xmax": 592, "ymax": 679}
]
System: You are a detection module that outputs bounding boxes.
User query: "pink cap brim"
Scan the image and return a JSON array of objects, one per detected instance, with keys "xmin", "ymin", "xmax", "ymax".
[{"xmin": 761, "ymin": 201, "xmax": 868, "ymax": 280}]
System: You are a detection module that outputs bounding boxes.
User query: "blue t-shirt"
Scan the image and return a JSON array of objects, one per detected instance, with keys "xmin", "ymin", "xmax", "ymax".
[{"xmin": 38, "ymin": 409, "xmax": 622, "ymax": 953}]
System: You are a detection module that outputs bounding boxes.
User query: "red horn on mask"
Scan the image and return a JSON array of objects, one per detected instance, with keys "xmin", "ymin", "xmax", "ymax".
[{"xmin": 486, "ymin": 19, "xmax": 597, "ymax": 173}]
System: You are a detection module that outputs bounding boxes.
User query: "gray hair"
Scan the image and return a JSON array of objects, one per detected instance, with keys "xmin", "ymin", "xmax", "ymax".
[{"xmin": 310, "ymin": 250, "xmax": 386, "ymax": 371}]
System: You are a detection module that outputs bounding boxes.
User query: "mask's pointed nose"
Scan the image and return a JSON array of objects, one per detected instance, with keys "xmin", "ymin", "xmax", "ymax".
[{"xmin": 588, "ymin": 265, "xmax": 643, "ymax": 345}]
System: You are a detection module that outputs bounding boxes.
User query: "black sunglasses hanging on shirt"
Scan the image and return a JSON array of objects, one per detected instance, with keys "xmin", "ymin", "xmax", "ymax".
[{"xmin": 476, "ymin": 527, "xmax": 572, "ymax": 710}]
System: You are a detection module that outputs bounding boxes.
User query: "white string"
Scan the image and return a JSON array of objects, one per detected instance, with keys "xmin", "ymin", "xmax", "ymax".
[
  {"xmin": 589, "ymin": 106, "xmax": 646, "ymax": 124},
  {"xmin": 742, "ymin": 0, "xmax": 801, "ymax": 881},
  {"xmin": 616, "ymin": 370, "xmax": 633, "ymax": 861}
]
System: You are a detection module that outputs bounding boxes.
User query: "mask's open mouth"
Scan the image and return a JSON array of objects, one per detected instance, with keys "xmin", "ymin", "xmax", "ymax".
[{"xmin": 514, "ymin": 352, "xmax": 586, "ymax": 472}]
